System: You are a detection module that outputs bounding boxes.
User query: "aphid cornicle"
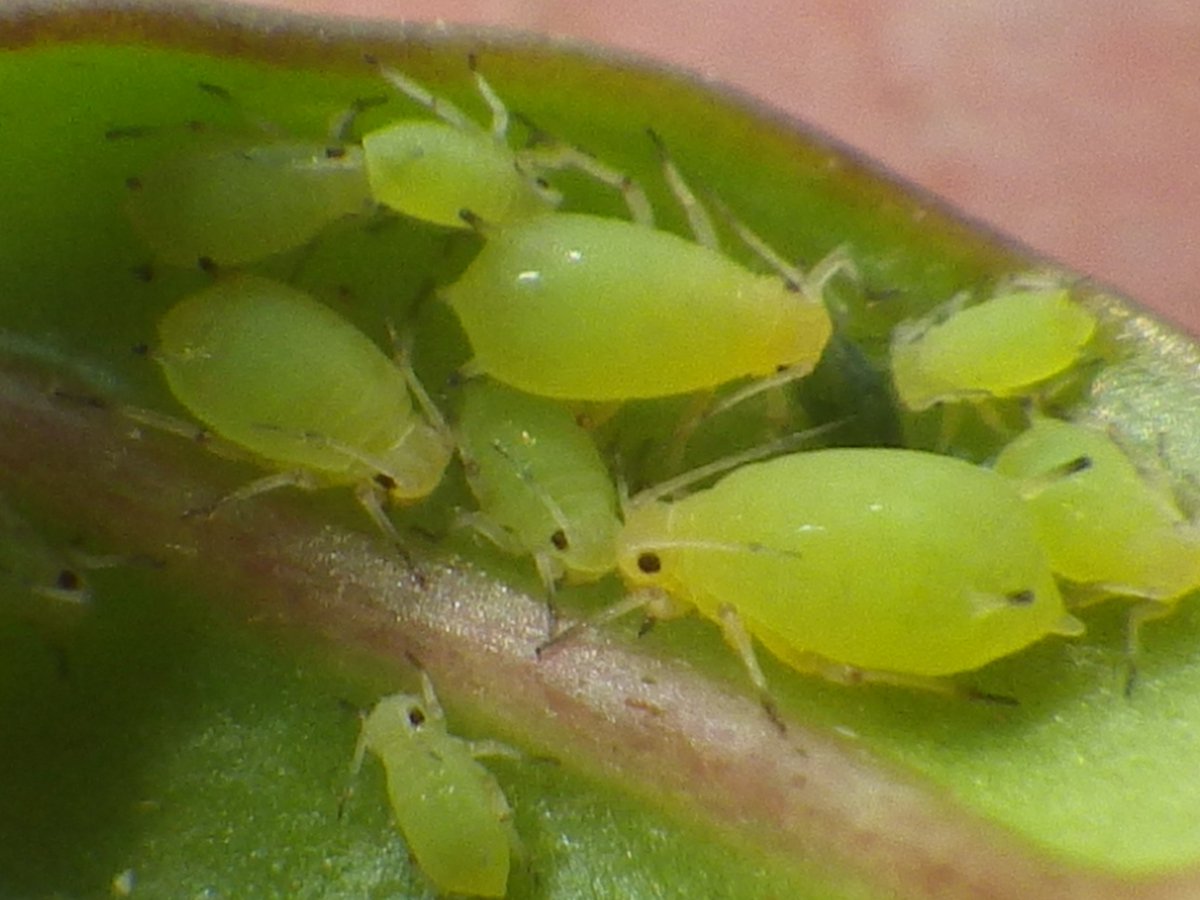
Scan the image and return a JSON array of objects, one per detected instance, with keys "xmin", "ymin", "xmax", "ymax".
[
  {"xmin": 153, "ymin": 274, "xmax": 451, "ymax": 538},
  {"xmin": 609, "ymin": 448, "xmax": 1083, "ymax": 703},
  {"xmin": 455, "ymin": 379, "xmax": 621, "ymax": 591},
  {"xmin": 890, "ymin": 286, "xmax": 1097, "ymax": 412},
  {"xmin": 126, "ymin": 140, "xmax": 372, "ymax": 267},
  {"xmin": 352, "ymin": 674, "xmax": 519, "ymax": 898},
  {"xmin": 993, "ymin": 417, "xmax": 1200, "ymax": 668}
]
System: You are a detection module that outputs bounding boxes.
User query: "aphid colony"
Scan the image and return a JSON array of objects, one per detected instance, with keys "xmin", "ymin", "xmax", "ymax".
[{"xmin": 121, "ymin": 59, "xmax": 1198, "ymax": 895}]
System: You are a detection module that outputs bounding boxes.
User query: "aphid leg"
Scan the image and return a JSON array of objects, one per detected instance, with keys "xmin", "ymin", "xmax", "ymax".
[
  {"xmin": 664, "ymin": 389, "xmax": 717, "ymax": 474},
  {"xmin": 536, "ymin": 589, "xmax": 662, "ymax": 657},
  {"xmin": 370, "ymin": 58, "xmax": 479, "ymax": 133},
  {"xmin": 467, "ymin": 738, "xmax": 523, "ymax": 763},
  {"xmin": 1123, "ymin": 598, "xmax": 1175, "ymax": 697},
  {"xmin": 353, "ymin": 480, "xmax": 404, "ymax": 544},
  {"xmin": 520, "ymin": 142, "xmax": 655, "ymax": 226},
  {"xmin": 806, "ymin": 659, "xmax": 1018, "ymax": 706},
  {"xmin": 416, "ymin": 668, "xmax": 446, "ymax": 721},
  {"xmin": 466, "ymin": 55, "xmax": 510, "ymax": 141},
  {"xmin": 933, "ymin": 402, "xmax": 965, "ymax": 452},
  {"xmin": 532, "ymin": 552, "xmax": 562, "ymax": 637},
  {"xmin": 186, "ymin": 468, "xmax": 321, "ymax": 520},
  {"xmin": 715, "ymin": 603, "xmax": 785, "ymax": 732},
  {"xmin": 647, "ymin": 128, "xmax": 719, "ymax": 249},
  {"xmin": 340, "ymin": 706, "xmax": 372, "ymax": 822},
  {"xmin": 119, "ymin": 404, "xmax": 253, "ymax": 463}
]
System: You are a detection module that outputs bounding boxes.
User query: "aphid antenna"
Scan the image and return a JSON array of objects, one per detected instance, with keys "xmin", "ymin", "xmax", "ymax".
[
  {"xmin": 636, "ymin": 536, "xmax": 805, "ymax": 562},
  {"xmin": 701, "ymin": 364, "xmax": 821, "ymax": 424},
  {"xmin": 385, "ymin": 320, "xmax": 453, "ymax": 440},
  {"xmin": 328, "ymin": 94, "xmax": 389, "ymax": 145},
  {"xmin": 627, "ymin": 418, "xmax": 851, "ymax": 509},
  {"xmin": 535, "ymin": 590, "xmax": 656, "ymax": 658},
  {"xmin": 369, "ymin": 56, "xmax": 483, "ymax": 135},
  {"xmin": 482, "ymin": 437, "xmax": 576, "ymax": 542},
  {"xmin": 646, "ymin": 127, "xmax": 719, "ymax": 249},
  {"xmin": 465, "ymin": 55, "xmax": 510, "ymax": 141}
]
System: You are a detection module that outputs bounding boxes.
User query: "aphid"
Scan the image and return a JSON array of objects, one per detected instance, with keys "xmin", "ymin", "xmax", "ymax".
[
  {"xmin": 152, "ymin": 274, "xmax": 451, "ymax": 538},
  {"xmin": 591, "ymin": 448, "xmax": 1083, "ymax": 708},
  {"xmin": 992, "ymin": 417, "xmax": 1200, "ymax": 678},
  {"xmin": 364, "ymin": 57, "xmax": 652, "ymax": 228},
  {"xmin": 455, "ymin": 379, "xmax": 621, "ymax": 591},
  {"xmin": 890, "ymin": 285, "xmax": 1097, "ymax": 414},
  {"xmin": 126, "ymin": 140, "xmax": 373, "ymax": 267},
  {"xmin": 442, "ymin": 137, "xmax": 840, "ymax": 400},
  {"xmin": 351, "ymin": 673, "xmax": 519, "ymax": 898}
]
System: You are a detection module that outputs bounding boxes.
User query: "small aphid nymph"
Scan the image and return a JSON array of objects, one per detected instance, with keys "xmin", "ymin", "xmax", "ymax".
[
  {"xmin": 891, "ymin": 285, "xmax": 1097, "ymax": 412},
  {"xmin": 993, "ymin": 417, "xmax": 1200, "ymax": 676},
  {"xmin": 364, "ymin": 58, "xmax": 651, "ymax": 228},
  {"xmin": 152, "ymin": 274, "xmax": 451, "ymax": 538},
  {"xmin": 352, "ymin": 673, "xmax": 519, "ymax": 898},
  {"xmin": 455, "ymin": 379, "xmax": 621, "ymax": 591}
]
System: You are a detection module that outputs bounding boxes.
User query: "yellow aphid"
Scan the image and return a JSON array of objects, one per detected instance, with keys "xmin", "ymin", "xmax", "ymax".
[
  {"xmin": 610, "ymin": 448, "xmax": 1082, "ymax": 704},
  {"xmin": 993, "ymin": 417, "xmax": 1200, "ymax": 682},
  {"xmin": 891, "ymin": 287, "xmax": 1097, "ymax": 411},
  {"xmin": 352, "ymin": 674, "xmax": 519, "ymax": 898},
  {"xmin": 443, "ymin": 212, "xmax": 834, "ymax": 401},
  {"xmin": 154, "ymin": 275, "xmax": 451, "ymax": 538},
  {"xmin": 364, "ymin": 59, "xmax": 651, "ymax": 228},
  {"xmin": 456, "ymin": 379, "xmax": 620, "ymax": 591},
  {"xmin": 126, "ymin": 140, "xmax": 371, "ymax": 267}
]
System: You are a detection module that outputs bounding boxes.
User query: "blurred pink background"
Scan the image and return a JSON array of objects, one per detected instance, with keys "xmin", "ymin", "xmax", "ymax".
[{"xmin": 234, "ymin": 0, "xmax": 1198, "ymax": 333}]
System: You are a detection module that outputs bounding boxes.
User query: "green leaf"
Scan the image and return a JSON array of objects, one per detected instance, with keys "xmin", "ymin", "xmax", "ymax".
[{"xmin": 2, "ymin": 4, "xmax": 1199, "ymax": 898}]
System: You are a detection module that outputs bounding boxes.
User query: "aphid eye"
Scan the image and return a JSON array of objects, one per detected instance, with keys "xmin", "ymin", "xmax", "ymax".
[
  {"xmin": 1006, "ymin": 589, "xmax": 1036, "ymax": 606},
  {"xmin": 325, "ymin": 146, "xmax": 346, "ymax": 160},
  {"xmin": 550, "ymin": 529, "xmax": 569, "ymax": 551},
  {"xmin": 374, "ymin": 472, "xmax": 398, "ymax": 491},
  {"xmin": 637, "ymin": 552, "xmax": 662, "ymax": 574},
  {"xmin": 55, "ymin": 569, "xmax": 82, "ymax": 591},
  {"xmin": 407, "ymin": 706, "xmax": 427, "ymax": 727}
]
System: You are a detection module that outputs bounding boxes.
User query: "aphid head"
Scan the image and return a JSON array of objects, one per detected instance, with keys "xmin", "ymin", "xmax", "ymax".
[
  {"xmin": 615, "ymin": 501, "xmax": 676, "ymax": 592},
  {"xmin": 552, "ymin": 514, "xmax": 622, "ymax": 585},
  {"xmin": 362, "ymin": 692, "xmax": 438, "ymax": 748}
]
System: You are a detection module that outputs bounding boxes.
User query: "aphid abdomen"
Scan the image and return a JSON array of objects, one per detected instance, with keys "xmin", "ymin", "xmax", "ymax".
[
  {"xmin": 363, "ymin": 121, "xmax": 551, "ymax": 228},
  {"xmin": 621, "ymin": 449, "xmax": 1079, "ymax": 677},
  {"xmin": 994, "ymin": 418, "xmax": 1200, "ymax": 600},
  {"xmin": 444, "ymin": 214, "xmax": 831, "ymax": 400},
  {"xmin": 127, "ymin": 142, "xmax": 371, "ymax": 267},
  {"xmin": 382, "ymin": 735, "xmax": 512, "ymax": 897},
  {"xmin": 156, "ymin": 275, "xmax": 413, "ymax": 481}
]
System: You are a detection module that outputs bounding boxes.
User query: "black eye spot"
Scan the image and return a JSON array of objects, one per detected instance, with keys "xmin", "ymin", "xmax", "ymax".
[
  {"xmin": 407, "ymin": 706, "xmax": 426, "ymax": 727},
  {"xmin": 374, "ymin": 473, "xmax": 397, "ymax": 491},
  {"xmin": 637, "ymin": 552, "xmax": 661, "ymax": 574},
  {"xmin": 1006, "ymin": 589, "xmax": 1035, "ymax": 606},
  {"xmin": 55, "ymin": 569, "xmax": 82, "ymax": 591},
  {"xmin": 550, "ymin": 529, "xmax": 569, "ymax": 551},
  {"xmin": 325, "ymin": 145, "xmax": 346, "ymax": 159},
  {"xmin": 1064, "ymin": 455, "xmax": 1093, "ymax": 476}
]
